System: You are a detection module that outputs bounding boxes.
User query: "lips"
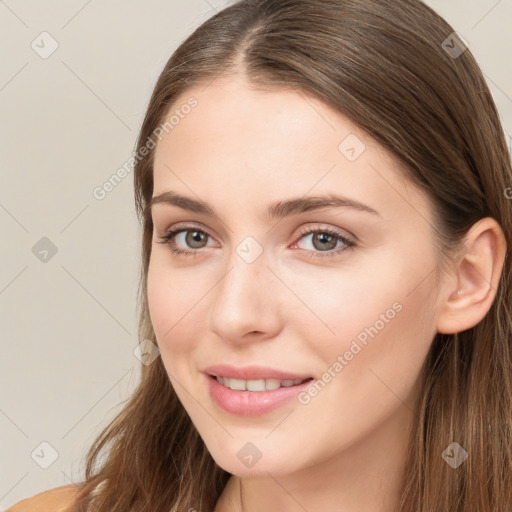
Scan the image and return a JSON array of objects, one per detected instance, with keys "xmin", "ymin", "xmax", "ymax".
[
  {"xmin": 214, "ymin": 375, "xmax": 312, "ymax": 391},
  {"xmin": 205, "ymin": 372, "xmax": 314, "ymax": 416},
  {"xmin": 203, "ymin": 363, "xmax": 313, "ymax": 381}
]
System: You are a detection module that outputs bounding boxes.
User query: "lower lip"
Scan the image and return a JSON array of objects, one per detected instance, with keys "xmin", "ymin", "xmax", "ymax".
[{"xmin": 205, "ymin": 374, "xmax": 314, "ymax": 416}]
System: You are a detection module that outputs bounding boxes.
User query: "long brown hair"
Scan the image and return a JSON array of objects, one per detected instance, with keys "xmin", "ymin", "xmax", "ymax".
[{"xmin": 67, "ymin": 0, "xmax": 512, "ymax": 510}]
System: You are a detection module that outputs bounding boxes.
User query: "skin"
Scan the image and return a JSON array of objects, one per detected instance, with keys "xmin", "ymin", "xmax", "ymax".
[{"xmin": 147, "ymin": 73, "xmax": 506, "ymax": 512}]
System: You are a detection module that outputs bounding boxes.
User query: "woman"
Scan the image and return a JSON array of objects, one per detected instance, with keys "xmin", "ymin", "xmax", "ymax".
[{"xmin": 10, "ymin": 0, "xmax": 511, "ymax": 510}]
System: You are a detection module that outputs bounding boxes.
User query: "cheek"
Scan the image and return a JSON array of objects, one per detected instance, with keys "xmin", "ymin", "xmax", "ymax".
[
  {"xmin": 147, "ymin": 255, "xmax": 199, "ymax": 356},
  {"xmin": 146, "ymin": 257, "xmax": 171, "ymax": 341},
  {"xmin": 287, "ymin": 252, "xmax": 438, "ymax": 392},
  {"xmin": 324, "ymin": 290, "xmax": 435, "ymax": 436},
  {"xmin": 147, "ymin": 252, "xmax": 223, "ymax": 377},
  {"xmin": 282, "ymin": 268, "xmax": 437, "ymax": 458},
  {"xmin": 278, "ymin": 257, "xmax": 407, "ymax": 344}
]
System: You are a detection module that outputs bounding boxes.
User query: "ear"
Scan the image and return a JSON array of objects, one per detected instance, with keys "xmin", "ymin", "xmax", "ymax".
[{"xmin": 436, "ymin": 217, "xmax": 507, "ymax": 334}]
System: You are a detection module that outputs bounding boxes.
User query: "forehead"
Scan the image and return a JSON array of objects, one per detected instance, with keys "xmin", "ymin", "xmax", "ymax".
[{"xmin": 151, "ymin": 75, "xmax": 432, "ymax": 225}]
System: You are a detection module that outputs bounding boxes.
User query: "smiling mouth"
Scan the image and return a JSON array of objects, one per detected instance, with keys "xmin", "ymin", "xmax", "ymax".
[{"xmin": 209, "ymin": 374, "xmax": 314, "ymax": 392}]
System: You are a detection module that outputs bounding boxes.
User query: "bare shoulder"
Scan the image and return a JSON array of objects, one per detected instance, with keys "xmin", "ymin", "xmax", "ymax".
[{"xmin": 7, "ymin": 484, "xmax": 82, "ymax": 512}]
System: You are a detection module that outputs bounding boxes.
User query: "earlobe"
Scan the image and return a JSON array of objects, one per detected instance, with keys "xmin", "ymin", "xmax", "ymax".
[{"xmin": 436, "ymin": 217, "xmax": 507, "ymax": 334}]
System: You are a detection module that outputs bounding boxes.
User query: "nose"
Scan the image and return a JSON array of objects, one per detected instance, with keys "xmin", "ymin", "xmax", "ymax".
[{"xmin": 208, "ymin": 250, "xmax": 284, "ymax": 344}]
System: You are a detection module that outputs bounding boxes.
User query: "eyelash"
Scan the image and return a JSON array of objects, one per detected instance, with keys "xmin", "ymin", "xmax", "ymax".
[{"xmin": 156, "ymin": 223, "xmax": 356, "ymax": 259}]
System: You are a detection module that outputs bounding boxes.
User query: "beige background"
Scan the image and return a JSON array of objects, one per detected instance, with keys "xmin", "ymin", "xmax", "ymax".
[{"xmin": 0, "ymin": 0, "xmax": 510, "ymax": 509}]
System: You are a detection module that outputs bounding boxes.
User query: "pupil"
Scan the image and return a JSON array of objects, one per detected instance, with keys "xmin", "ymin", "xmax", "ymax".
[
  {"xmin": 187, "ymin": 231, "xmax": 206, "ymax": 248},
  {"xmin": 314, "ymin": 233, "xmax": 336, "ymax": 251}
]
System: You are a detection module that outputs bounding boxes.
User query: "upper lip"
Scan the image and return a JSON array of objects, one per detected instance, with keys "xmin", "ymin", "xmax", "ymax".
[{"xmin": 203, "ymin": 364, "xmax": 313, "ymax": 381}]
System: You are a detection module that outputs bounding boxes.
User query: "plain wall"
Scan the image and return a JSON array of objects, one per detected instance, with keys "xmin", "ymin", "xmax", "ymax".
[{"xmin": 0, "ymin": 0, "xmax": 510, "ymax": 509}]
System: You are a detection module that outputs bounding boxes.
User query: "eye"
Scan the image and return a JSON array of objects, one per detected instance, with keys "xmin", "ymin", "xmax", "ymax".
[
  {"xmin": 156, "ymin": 223, "xmax": 356, "ymax": 259},
  {"xmin": 156, "ymin": 223, "xmax": 214, "ymax": 257},
  {"xmin": 291, "ymin": 225, "xmax": 356, "ymax": 258}
]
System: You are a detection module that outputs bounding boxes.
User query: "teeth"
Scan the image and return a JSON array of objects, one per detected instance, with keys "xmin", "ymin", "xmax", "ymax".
[{"xmin": 215, "ymin": 376, "xmax": 308, "ymax": 391}]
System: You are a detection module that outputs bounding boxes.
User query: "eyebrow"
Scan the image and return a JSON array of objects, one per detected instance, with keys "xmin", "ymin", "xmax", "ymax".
[{"xmin": 149, "ymin": 191, "xmax": 381, "ymax": 219}]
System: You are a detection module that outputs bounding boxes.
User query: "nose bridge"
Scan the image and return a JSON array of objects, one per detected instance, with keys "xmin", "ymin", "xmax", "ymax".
[
  {"xmin": 208, "ymin": 237, "xmax": 282, "ymax": 339},
  {"xmin": 216, "ymin": 239, "xmax": 268, "ymax": 313},
  {"xmin": 220, "ymin": 231, "xmax": 268, "ymax": 292}
]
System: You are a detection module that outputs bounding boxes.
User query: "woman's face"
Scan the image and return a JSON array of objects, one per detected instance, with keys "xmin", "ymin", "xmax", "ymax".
[{"xmin": 147, "ymin": 74, "xmax": 447, "ymax": 477}]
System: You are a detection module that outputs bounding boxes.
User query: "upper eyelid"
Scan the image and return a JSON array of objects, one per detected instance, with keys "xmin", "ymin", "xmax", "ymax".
[{"xmin": 160, "ymin": 222, "xmax": 354, "ymax": 244}]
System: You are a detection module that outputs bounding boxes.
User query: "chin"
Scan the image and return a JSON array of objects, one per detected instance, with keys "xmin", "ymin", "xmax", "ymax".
[{"xmin": 204, "ymin": 437, "xmax": 306, "ymax": 478}]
